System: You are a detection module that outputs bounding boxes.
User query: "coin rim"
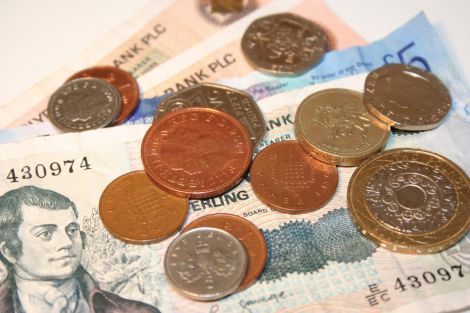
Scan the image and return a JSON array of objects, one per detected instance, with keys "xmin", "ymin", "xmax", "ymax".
[
  {"xmin": 363, "ymin": 64, "xmax": 452, "ymax": 131},
  {"xmin": 164, "ymin": 227, "xmax": 248, "ymax": 301},
  {"xmin": 347, "ymin": 148, "xmax": 470, "ymax": 254},
  {"xmin": 294, "ymin": 88, "xmax": 390, "ymax": 166},
  {"xmin": 98, "ymin": 170, "xmax": 189, "ymax": 244}
]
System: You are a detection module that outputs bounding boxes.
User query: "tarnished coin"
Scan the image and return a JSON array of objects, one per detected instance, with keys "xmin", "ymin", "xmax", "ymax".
[
  {"xmin": 250, "ymin": 140, "xmax": 338, "ymax": 214},
  {"xmin": 183, "ymin": 213, "xmax": 267, "ymax": 290},
  {"xmin": 364, "ymin": 64, "xmax": 452, "ymax": 131},
  {"xmin": 67, "ymin": 66, "xmax": 140, "ymax": 125},
  {"xmin": 241, "ymin": 13, "xmax": 328, "ymax": 75},
  {"xmin": 155, "ymin": 83, "xmax": 266, "ymax": 147},
  {"xmin": 48, "ymin": 78, "xmax": 121, "ymax": 132},
  {"xmin": 142, "ymin": 108, "xmax": 253, "ymax": 199},
  {"xmin": 99, "ymin": 171, "xmax": 188, "ymax": 244},
  {"xmin": 348, "ymin": 148, "xmax": 470, "ymax": 254},
  {"xmin": 164, "ymin": 227, "xmax": 247, "ymax": 301},
  {"xmin": 295, "ymin": 88, "xmax": 390, "ymax": 166}
]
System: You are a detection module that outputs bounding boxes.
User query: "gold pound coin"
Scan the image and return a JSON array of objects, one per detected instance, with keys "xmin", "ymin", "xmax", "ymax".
[
  {"xmin": 348, "ymin": 148, "xmax": 470, "ymax": 254},
  {"xmin": 363, "ymin": 64, "xmax": 451, "ymax": 131},
  {"xmin": 294, "ymin": 88, "xmax": 390, "ymax": 166}
]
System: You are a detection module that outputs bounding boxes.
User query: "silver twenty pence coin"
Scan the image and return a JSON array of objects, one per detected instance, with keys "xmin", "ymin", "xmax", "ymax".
[
  {"xmin": 48, "ymin": 78, "xmax": 121, "ymax": 132},
  {"xmin": 164, "ymin": 227, "xmax": 247, "ymax": 301}
]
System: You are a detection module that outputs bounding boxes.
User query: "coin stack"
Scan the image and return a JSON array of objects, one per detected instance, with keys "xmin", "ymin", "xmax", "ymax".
[{"xmin": 47, "ymin": 66, "xmax": 140, "ymax": 132}]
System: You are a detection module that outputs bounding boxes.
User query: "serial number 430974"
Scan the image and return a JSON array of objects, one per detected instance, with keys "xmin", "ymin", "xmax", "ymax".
[{"xmin": 6, "ymin": 157, "xmax": 92, "ymax": 183}]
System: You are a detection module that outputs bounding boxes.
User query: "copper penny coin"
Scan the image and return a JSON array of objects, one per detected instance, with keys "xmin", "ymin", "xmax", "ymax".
[
  {"xmin": 99, "ymin": 170, "xmax": 188, "ymax": 244},
  {"xmin": 67, "ymin": 66, "xmax": 139, "ymax": 125},
  {"xmin": 241, "ymin": 13, "xmax": 328, "ymax": 75},
  {"xmin": 363, "ymin": 64, "xmax": 452, "ymax": 131},
  {"xmin": 348, "ymin": 148, "xmax": 470, "ymax": 254},
  {"xmin": 142, "ymin": 108, "xmax": 253, "ymax": 199},
  {"xmin": 182, "ymin": 213, "xmax": 267, "ymax": 291},
  {"xmin": 250, "ymin": 140, "xmax": 338, "ymax": 214}
]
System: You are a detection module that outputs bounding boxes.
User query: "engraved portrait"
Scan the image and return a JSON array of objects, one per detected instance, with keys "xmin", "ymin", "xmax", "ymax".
[{"xmin": 0, "ymin": 186, "xmax": 160, "ymax": 313}]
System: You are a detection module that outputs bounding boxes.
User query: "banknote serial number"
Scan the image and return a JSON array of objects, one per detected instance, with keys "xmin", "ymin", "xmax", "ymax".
[
  {"xmin": 395, "ymin": 265, "xmax": 464, "ymax": 292},
  {"xmin": 6, "ymin": 157, "xmax": 92, "ymax": 183}
]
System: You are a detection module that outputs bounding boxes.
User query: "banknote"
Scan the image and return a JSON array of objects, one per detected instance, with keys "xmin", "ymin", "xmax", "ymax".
[
  {"xmin": 0, "ymin": 0, "xmax": 281, "ymax": 127},
  {"xmin": 0, "ymin": 73, "xmax": 468, "ymax": 313}
]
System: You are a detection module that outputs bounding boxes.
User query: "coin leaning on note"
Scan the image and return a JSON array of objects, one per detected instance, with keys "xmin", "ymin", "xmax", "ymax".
[
  {"xmin": 164, "ymin": 227, "xmax": 248, "ymax": 301},
  {"xmin": 47, "ymin": 78, "xmax": 122, "ymax": 132},
  {"xmin": 348, "ymin": 148, "xmax": 470, "ymax": 254}
]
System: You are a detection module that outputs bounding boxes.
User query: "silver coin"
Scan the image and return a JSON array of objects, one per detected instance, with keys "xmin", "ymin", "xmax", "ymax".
[
  {"xmin": 155, "ymin": 83, "xmax": 266, "ymax": 148},
  {"xmin": 48, "ymin": 78, "xmax": 121, "ymax": 132},
  {"xmin": 164, "ymin": 227, "xmax": 247, "ymax": 301},
  {"xmin": 241, "ymin": 13, "xmax": 328, "ymax": 75}
]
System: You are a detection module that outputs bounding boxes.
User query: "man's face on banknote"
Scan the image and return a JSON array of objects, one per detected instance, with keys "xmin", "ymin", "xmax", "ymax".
[{"xmin": 9, "ymin": 204, "xmax": 83, "ymax": 280}]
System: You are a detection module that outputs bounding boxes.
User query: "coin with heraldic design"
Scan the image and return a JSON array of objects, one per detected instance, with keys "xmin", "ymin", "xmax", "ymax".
[
  {"xmin": 183, "ymin": 213, "xmax": 267, "ymax": 291},
  {"xmin": 348, "ymin": 148, "xmax": 470, "ymax": 254},
  {"xmin": 155, "ymin": 83, "xmax": 266, "ymax": 147},
  {"xmin": 67, "ymin": 66, "xmax": 140, "ymax": 125},
  {"xmin": 241, "ymin": 13, "xmax": 328, "ymax": 75},
  {"xmin": 250, "ymin": 140, "xmax": 338, "ymax": 214},
  {"xmin": 295, "ymin": 88, "xmax": 390, "ymax": 166},
  {"xmin": 48, "ymin": 78, "xmax": 121, "ymax": 132},
  {"xmin": 164, "ymin": 227, "xmax": 247, "ymax": 301},
  {"xmin": 363, "ymin": 64, "xmax": 452, "ymax": 131},
  {"xmin": 99, "ymin": 171, "xmax": 188, "ymax": 244},
  {"xmin": 142, "ymin": 108, "xmax": 253, "ymax": 198}
]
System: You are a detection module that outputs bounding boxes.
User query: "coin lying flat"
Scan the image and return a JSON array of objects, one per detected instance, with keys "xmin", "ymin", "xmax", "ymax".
[
  {"xmin": 183, "ymin": 213, "xmax": 267, "ymax": 291},
  {"xmin": 67, "ymin": 66, "xmax": 139, "ymax": 125},
  {"xmin": 241, "ymin": 13, "xmax": 328, "ymax": 75},
  {"xmin": 99, "ymin": 171, "xmax": 188, "ymax": 244},
  {"xmin": 155, "ymin": 83, "xmax": 266, "ymax": 147},
  {"xmin": 363, "ymin": 64, "xmax": 451, "ymax": 131},
  {"xmin": 142, "ymin": 108, "xmax": 253, "ymax": 199},
  {"xmin": 48, "ymin": 78, "xmax": 121, "ymax": 132},
  {"xmin": 164, "ymin": 227, "xmax": 247, "ymax": 301},
  {"xmin": 250, "ymin": 140, "xmax": 338, "ymax": 214},
  {"xmin": 348, "ymin": 148, "xmax": 470, "ymax": 254},
  {"xmin": 295, "ymin": 88, "xmax": 390, "ymax": 166}
]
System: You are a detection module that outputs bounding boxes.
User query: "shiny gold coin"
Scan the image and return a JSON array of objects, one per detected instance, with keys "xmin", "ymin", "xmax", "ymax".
[
  {"xmin": 294, "ymin": 88, "xmax": 390, "ymax": 166},
  {"xmin": 363, "ymin": 64, "xmax": 452, "ymax": 131},
  {"xmin": 241, "ymin": 13, "xmax": 328, "ymax": 75},
  {"xmin": 348, "ymin": 148, "xmax": 470, "ymax": 254}
]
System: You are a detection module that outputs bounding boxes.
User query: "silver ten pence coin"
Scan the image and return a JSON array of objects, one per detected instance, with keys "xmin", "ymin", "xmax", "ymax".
[
  {"xmin": 48, "ymin": 78, "xmax": 121, "ymax": 132},
  {"xmin": 164, "ymin": 227, "xmax": 247, "ymax": 301}
]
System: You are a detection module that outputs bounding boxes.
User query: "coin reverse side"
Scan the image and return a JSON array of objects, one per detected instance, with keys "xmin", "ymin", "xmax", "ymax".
[
  {"xmin": 363, "ymin": 64, "xmax": 451, "ymax": 131},
  {"xmin": 348, "ymin": 148, "xmax": 470, "ymax": 254},
  {"xmin": 164, "ymin": 227, "xmax": 247, "ymax": 301}
]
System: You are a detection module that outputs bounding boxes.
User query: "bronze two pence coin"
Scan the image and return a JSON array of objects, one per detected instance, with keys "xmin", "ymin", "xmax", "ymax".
[
  {"xmin": 142, "ymin": 108, "xmax": 253, "ymax": 199},
  {"xmin": 363, "ymin": 64, "xmax": 451, "ymax": 131},
  {"xmin": 250, "ymin": 140, "xmax": 338, "ymax": 214},
  {"xmin": 67, "ymin": 66, "xmax": 140, "ymax": 125},
  {"xmin": 348, "ymin": 148, "xmax": 470, "ymax": 254},
  {"xmin": 183, "ymin": 213, "xmax": 267, "ymax": 291},
  {"xmin": 241, "ymin": 13, "xmax": 328, "ymax": 75},
  {"xmin": 99, "ymin": 170, "xmax": 188, "ymax": 244}
]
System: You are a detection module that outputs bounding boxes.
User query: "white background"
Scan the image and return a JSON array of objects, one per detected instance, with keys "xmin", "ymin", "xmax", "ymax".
[{"xmin": 0, "ymin": 0, "xmax": 469, "ymax": 106}]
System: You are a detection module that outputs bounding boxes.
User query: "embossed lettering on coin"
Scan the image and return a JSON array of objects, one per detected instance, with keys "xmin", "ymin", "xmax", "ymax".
[
  {"xmin": 295, "ymin": 88, "xmax": 390, "ymax": 166},
  {"xmin": 241, "ymin": 13, "xmax": 328, "ymax": 75},
  {"xmin": 164, "ymin": 227, "xmax": 247, "ymax": 301},
  {"xmin": 183, "ymin": 213, "xmax": 267, "ymax": 290},
  {"xmin": 155, "ymin": 83, "xmax": 266, "ymax": 147},
  {"xmin": 67, "ymin": 66, "xmax": 139, "ymax": 125},
  {"xmin": 142, "ymin": 108, "xmax": 253, "ymax": 198},
  {"xmin": 250, "ymin": 140, "xmax": 338, "ymax": 214},
  {"xmin": 99, "ymin": 171, "xmax": 188, "ymax": 244},
  {"xmin": 48, "ymin": 78, "xmax": 121, "ymax": 132},
  {"xmin": 363, "ymin": 64, "xmax": 451, "ymax": 131},
  {"xmin": 348, "ymin": 148, "xmax": 470, "ymax": 254}
]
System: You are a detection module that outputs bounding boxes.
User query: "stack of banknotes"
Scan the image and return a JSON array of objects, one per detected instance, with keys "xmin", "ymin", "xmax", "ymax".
[{"xmin": 0, "ymin": 1, "xmax": 469, "ymax": 312}]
